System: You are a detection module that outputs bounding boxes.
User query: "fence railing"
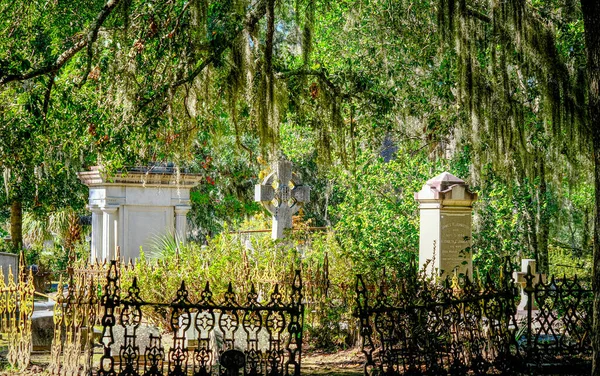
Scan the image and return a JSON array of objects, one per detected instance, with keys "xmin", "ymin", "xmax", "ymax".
[
  {"xmin": 355, "ymin": 265, "xmax": 593, "ymax": 375},
  {"xmin": 3, "ymin": 254, "xmax": 593, "ymax": 376},
  {"xmin": 94, "ymin": 260, "xmax": 303, "ymax": 376},
  {"xmin": 355, "ymin": 268, "xmax": 519, "ymax": 375},
  {"xmin": 0, "ymin": 252, "xmax": 34, "ymax": 372},
  {"xmin": 521, "ymin": 273, "xmax": 592, "ymax": 374}
]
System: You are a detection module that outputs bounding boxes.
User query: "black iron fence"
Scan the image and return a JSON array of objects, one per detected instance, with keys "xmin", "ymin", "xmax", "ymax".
[
  {"xmin": 8, "ymin": 256, "xmax": 594, "ymax": 376},
  {"xmin": 96, "ymin": 260, "xmax": 303, "ymax": 376},
  {"xmin": 520, "ymin": 273, "xmax": 592, "ymax": 374},
  {"xmin": 355, "ymin": 265, "xmax": 593, "ymax": 376}
]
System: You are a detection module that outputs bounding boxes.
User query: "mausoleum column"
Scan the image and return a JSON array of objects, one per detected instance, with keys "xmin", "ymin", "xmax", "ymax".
[
  {"xmin": 175, "ymin": 205, "xmax": 191, "ymax": 243},
  {"xmin": 90, "ymin": 205, "xmax": 104, "ymax": 261},
  {"xmin": 101, "ymin": 205, "xmax": 119, "ymax": 261},
  {"xmin": 414, "ymin": 172, "xmax": 477, "ymax": 278}
]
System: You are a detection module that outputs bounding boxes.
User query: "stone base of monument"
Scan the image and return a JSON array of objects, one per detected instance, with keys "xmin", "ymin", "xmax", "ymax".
[{"xmin": 31, "ymin": 300, "xmax": 56, "ymax": 352}]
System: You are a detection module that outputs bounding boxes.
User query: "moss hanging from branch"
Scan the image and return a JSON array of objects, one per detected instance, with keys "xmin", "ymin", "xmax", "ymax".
[{"xmin": 440, "ymin": 0, "xmax": 588, "ymax": 182}]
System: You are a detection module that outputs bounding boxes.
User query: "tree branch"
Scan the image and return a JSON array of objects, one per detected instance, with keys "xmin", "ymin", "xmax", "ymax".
[
  {"xmin": 246, "ymin": 0, "xmax": 267, "ymax": 32},
  {"xmin": 136, "ymin": 50, "xmax": 222, "ymax": 113},
  {"xmin": 276, "ymin": 69, "xmax": 341, "ymax": 95},
  {"xmin": 0, "ymin": 0, "xmax": 121, "ymax": 87},
  {"xmin": 137, "ymin": 0, "xmax": 269, "ymax": 112},
  {"xmin": 0, "ymin": 39, "xmax": 87, "ymax": 85},
  {"xmin": 79, "ymin": 0, "xmax": 122, "ymax": 86},
  {"xmin": 42, "ymin": 72, "xmax": 56, "ymax": 118},
  {"xmin": 466, "ymin": 6, "xmax": 491, "ymax": 23}
]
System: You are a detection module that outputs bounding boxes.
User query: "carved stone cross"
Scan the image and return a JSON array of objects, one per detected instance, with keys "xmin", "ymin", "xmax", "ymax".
[
  {"xmin": 513, "ymin": 259, "xmax": 545, "ymax": 311},
  {"xmin": 255, "ymin": 159, "xmax": 310, "ymax": 239}
]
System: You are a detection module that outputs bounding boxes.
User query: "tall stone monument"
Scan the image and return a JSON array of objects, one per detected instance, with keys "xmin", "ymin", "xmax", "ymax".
[
  {"xmin": 414, "ymin": 172, "xmax": 477, "ymax": 278},
  {"xmin": 78, "ymin": 166, "xmax": 202, "ymax": 261},
  {"xmin": 255, "ymin": 159, "xmax": 310, "ymax": 240}
]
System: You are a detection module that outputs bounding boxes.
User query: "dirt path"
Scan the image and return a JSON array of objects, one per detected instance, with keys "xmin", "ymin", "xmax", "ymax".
[{"xmin": 302, "ymin": 349, "xmax": 364, "ymax": 375}]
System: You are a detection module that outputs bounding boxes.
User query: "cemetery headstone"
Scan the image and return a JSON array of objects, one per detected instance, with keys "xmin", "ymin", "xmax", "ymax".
[
  {"xmin": 0, "ymin": 251, "xmax": 18, "ymax": 284},
  {"xmin": 513, "ymin": 259, "xmax": 545, "ymax": 311},
  {"xmin": 414, "ymin": 172, "xmax": 477, "ymax": 278},
  {"xmin": 78, "ymin": 165, "xmax": 202, "ymax": 261},
  {"xmin": 31, "ymin": 300, "xmax": 56, "ymax": 351},
  {"xmin": 109, "ymin": 324, "xmax": 162, "ymax": 358},
  {"xmin": 255, "ymin": 159, "xmax": 310, "ymax": 239},
  {"xmin": 181, "ymin": 311, "xmax": 270, "ymax": 358}
]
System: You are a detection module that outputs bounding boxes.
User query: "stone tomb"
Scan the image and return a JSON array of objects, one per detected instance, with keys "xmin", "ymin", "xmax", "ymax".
[
  {"xmin": 31, "ymin": 300, "xmax": 56, "ymax": 351},
  {"xmin": 78, "ymin": 166, "xmax": 202, "ymax": 261},
  {"xmin": 415, "ymin": 172, "xmax": 477, "ymax": 278}
]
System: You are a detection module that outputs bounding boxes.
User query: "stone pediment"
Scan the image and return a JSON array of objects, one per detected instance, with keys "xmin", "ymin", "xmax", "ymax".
[{"xmin": 78, "ymin": 166, "xmax": 202, "ymax": 188}]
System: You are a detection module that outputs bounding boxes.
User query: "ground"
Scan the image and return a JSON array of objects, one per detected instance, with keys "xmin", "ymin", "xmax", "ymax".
[{"xmin": 0, "ymin": 349, "xmax": 364, "ymax": 375}]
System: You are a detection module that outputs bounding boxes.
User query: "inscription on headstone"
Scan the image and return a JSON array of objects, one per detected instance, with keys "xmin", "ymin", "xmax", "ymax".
[{"xmin": 440, "ymin": 214, "xmax": 472, "ymax": 276}]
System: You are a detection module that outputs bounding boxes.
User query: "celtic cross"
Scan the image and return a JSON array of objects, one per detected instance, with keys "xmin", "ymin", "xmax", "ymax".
[{"xmin": 254, "ymin": 159, "xmax": 310, "ymax": 239}]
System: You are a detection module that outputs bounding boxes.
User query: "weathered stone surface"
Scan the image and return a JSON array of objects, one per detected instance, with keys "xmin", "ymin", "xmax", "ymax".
[
  {"xmin": 78, "ymin": 166, "xmax": 202, "ymax": 261},
  {"xmin": 31, "ymin": 304, "xmax": 55, "ymax": 351},
  {"xmin": 0, "ymin": 251, "xmax": 18, "ymax": 284},
  {"xmin": 415, "ymin": 172, "xmax": 477, "ymax": 278},
  {"xmin": 182, "ymin": 311, "xmax": 272, "ymax": 358},
  {"xmin": 513, "ymin": 259, "xmax": 546, "ymax": 311},
  {"xmin": 107, "ymin": 324, "xmax": 162, "ymax": 357},
  {"xmin": 254, "ymin": 159, "xmax": 310, "ymax": 239}
]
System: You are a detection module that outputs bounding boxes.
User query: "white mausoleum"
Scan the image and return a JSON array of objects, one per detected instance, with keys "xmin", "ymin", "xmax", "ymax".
[{"xmin": 78, "ymin": 166, "xmax": 202, "ymax": 261}]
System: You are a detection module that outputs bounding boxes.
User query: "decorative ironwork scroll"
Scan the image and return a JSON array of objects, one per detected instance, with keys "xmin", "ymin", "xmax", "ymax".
[
  {"xmin": 356, "ymin": 259, "xmax": 594, "ymax": 376},
  {"xmin": 522, "ymin": 271, "xmax": 593, "ymax": 374},
  {"xmin": 95, "ymin": 262, "xmax": 303, "ymax": 376},
  {"xmin": 355, "ymin": 263, "xmax": 519, "ymax": 376},
  {"xmin": 1, "ymin": 252, "xmax": 34, "ymax": 371},
  {"xmin": 48, "ymin": 259, "xmax": 106, "ymax": 376}
]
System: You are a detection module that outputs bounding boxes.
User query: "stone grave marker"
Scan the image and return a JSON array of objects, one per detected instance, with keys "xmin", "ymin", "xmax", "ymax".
[
  {"xmin": 513, "ymin": 259, "xmax": 545, "ymax": 311},
  {"xmin": 255, "ymin": 159, "xmax": 310, "ymax": 239},
  {"xmin": 0, "ymin": 251, "xmax": 18, "ymax": 284},
  {"xmin": 31, "ymin": 300, "xmax": 56, "ymax": 351},
  {"xmin": 109, "ymin": 324, "xmax": 162, "ymax": 359},
  {"xmin": 181, "ymin": 311, "xmax": 271, "ymax": 356},
  {"xmin": 415, "ymin": 172, "xmax": 477, "ymax": 278}
]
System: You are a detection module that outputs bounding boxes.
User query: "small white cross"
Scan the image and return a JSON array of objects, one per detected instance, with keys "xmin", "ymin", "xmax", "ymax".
[{"xmin": 513, "ymin": 259, "xmax": 545, "ymax": 311}]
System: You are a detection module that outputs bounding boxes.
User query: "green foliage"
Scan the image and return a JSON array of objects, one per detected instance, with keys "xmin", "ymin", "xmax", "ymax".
[
  {"xmin": 122, "ymin": 226, "xmax": 357, "ymax": 349},
  {"xmin": 331, "ymin": 146, "xmax": 446, "ymax": 274},
  {"xmin": 0, "ymin": 1, "xmax": 594, "ymax": 341},
  {"xmin": 549, "ymin": 245, "xmax": 592, "ymax": 278}
]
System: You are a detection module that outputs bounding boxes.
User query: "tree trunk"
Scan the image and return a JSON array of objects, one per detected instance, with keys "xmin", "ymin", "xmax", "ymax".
[
  {"xmin": 581, "ymin": 0, "xmax": 600, "ymax": 374},
  {"xmin": 10, "ymin": 199, "xmax": 22, "ymax": 250}
]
